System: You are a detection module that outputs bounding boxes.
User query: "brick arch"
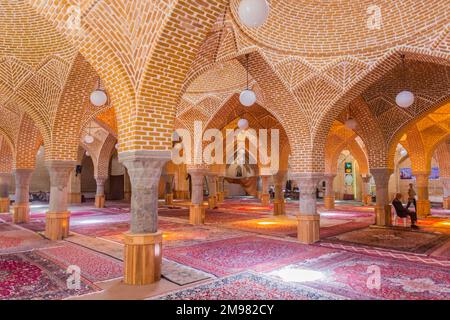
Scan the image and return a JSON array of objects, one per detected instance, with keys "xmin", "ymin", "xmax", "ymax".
[
  {"xmin": 0, "ymin": 136, "xmax": 13, "ymax": 174},
  {"xmin": 14, "ymin": 113, "xmax": 42, "ymax": 170},
  {"xmin": 95, "ymin": 134, "xmax": 117, "ymax": 178},
  {"xmin": 435, "ymin": 141, "xmax": 450, "ymax": 177},
  {"xmin": 311, "ymin": 47, "xmax": 450, "ymax": 171}
]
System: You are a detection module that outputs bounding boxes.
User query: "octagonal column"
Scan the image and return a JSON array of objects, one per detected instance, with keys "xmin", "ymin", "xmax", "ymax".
[
  {"xmin": 293, "ymin": 173, "xmax": 322, "ymax": 244},
  {"xmin": 12, "ymin": 169, "xmax": 33, "ymax": 223},
  {"xmin": 0, "ymin": 173, "xmax": 12, "ymax": 213},
  {"xmin": 323, "ymin": 173, "xmax": 336, "ymax": 210},
  {"xmin": 361, "ymin": 175, "xmax": 372, "ymax": 205},
  {"xmin": 414, "ymin": 172, "xmax": 431, "ymax": 218},
  {"xmin": 164, "ymin": 174, "xmax": 174, "ymax": 205},
  {"xmin": 189, "ymin": 168, "xmax": 206, "ymax": 225},
  {"xmin": 68, "ymin": 167, "xmax": 82, "ymax": 204},
  {"xmin": 260, "ymin": 175, "xmax": 270, "ymax": 206},
  {"xmin": 120, "ymin": 151, "xmax": 169, "ymax": 285},
  {"xmin": 273, "ymin": 171, "xmax": 286, "ymax": 215},
  {"xmin": 217, "ymin": 176, "xmax": 225, "ymax": 203},
  {"xmin": 94, "ymin": 176, "xmax": 108, "ymax": 208},
  {"xmin": 124, "ymin": 168, "xmax": 131, "ymax": 202},
  {"xmin": 442, "ymin": 177, "xmax": 450, "ymax": 210},
  {"xmin": 45, "ymin": 161, "xmax": 74, "ymax": 240},
  {"xmin": 371, "ymin": 168, "xmax": 393, "ymax": 226},
  {"xmin": 207, "ymin": 174, "xmax": 217, "ymax": 209}
]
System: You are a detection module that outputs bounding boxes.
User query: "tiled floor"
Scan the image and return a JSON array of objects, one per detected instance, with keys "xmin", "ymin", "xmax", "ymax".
[{"xmin": 1, "ymin": 198, "xmax": 449, "ymax": 300}]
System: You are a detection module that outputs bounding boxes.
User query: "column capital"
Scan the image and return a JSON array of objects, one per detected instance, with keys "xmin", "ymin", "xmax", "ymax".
[
  {"xmin": 94, "ymin": 175, "xmax": 108, "ymax": 183},
  {"xmin": 291, "ymin": 172, "xmax": 323, "ymax": 188},
  {"xmin": 370, "ymin": 168, "xmax": 393, "ymax": 184}
]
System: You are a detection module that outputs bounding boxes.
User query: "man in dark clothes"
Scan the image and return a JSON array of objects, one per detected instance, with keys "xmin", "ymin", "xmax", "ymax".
[{"xmin": 392, "ymin": 193, "xmax": 418, "ymax": 229}]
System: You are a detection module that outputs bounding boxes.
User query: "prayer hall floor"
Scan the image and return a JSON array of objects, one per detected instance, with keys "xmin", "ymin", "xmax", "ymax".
[{"xmin": 0, "ymin": 198, "xmax": 449, "ymax": 300}]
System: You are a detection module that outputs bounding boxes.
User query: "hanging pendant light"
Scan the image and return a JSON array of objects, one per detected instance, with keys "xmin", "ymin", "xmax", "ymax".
[
  {"xmin": 396, "ymin": 54, "xmax": 415, "ymax": 109},
  {"xmin": 84, "ymin": 125, "xmax": 94, "ymax": 144},
  {"xmin": 90, "ymin": 78, "xmax": 108, "ymax": 107},
  {"xmin": 85, "ymin": 151, "xmax": 90, "ymax": 157},
  {"xmin": 238, "ymin": 0, "xmax": 270, "ymax": 28},
  {"xmin": 240, "ymin": 54, "xmax": 256, "ymax": 107},
  {"xmin": 115, "ymin": 143, "xmax": 119, "ymax": 150},
  {"xmin": 238, "ymin": 118, "xmax": 249, "ymax": 130}
]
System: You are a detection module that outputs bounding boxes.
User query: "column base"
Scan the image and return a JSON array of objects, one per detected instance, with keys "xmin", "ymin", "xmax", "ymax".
[
  {"xmin": 208, "ymin": 196, "xmax": 217, "ymax": 209},
  {"xmin": 273, "ymin": 199, "xmax": 285, "ymax": 215},
  {"xmin": 95, "ymin": 195, "xmax": 105, "ymax": 208},
  {"xmin": 297, "ymin": 214, "xmax": 320, "ymax": 244},
  {"xmin": 0, "ymin": 197, "xmax": 10, "ymax": 213},
  {"xmin": 261, "ymin": 193, "xmax": 270, "ymax": 206},
  {"xmin": 217, "ymin": 192, "xmax": 224, "ymax": 203},
  {"xmin": 123, "ymin": 232, "xmax": 162, "ymax": 285},
  {"xmin": 12, "ymin": 204, "xmax": 29, "ymax": 223},
  {"xmin": 189, "ymin": 204, "xmax": 206, "ymax": 225},
  {"xmin": 69, "ymin": 192, "xmax": 82, "ymax": 204},
  {"xmin": 45, "ymin": 212, "xmax": 70, "ymax": 240},
  {"xmin": 323, "ymin": 196, "xmax": 335, "ymax": 209},
  {"xmin": 416, "ymin": 200, "xmax": 431, "ymax": 218},
  {"xmin": 444, "ymin": 197, "xmax": 450, "ymax": 210},
  {"xmin": 363, "ymin": 195, "xmax": 372, "ymax": 206},
  {"xmin": 124, "ymin": 191, "xmax": 132, "ymax": 202},
  {"xmin": 165, "ymin": 193, "xmax": 173, "ymax": 205},
  {"xmin": 375, "ymin": 205, "xmax": 392, "ymax": 226}
]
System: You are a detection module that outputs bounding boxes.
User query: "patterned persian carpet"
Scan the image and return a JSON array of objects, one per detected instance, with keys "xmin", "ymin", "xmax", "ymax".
[
  {"xmin": 268, "ymin": 251, "xmax": 450, "ymax": 300},
  {"xmin": 156, "ymin": 272, "xmax": 345, "ymax": 300},
  {"xmin": 324, "ymin": 227, "xmax": 450, "ymax": 254},
  {"xmin": 0, "ymin": 225, "xmax": 60, "ymax": 254},
  {"xmin": 36, "ymin": 244, "xmax": 123, "ymax": 283},
  {"xmin": 226, "ymin": 218, "xmax": 298, "ymax": 236},
  {"xmin": 0, "ymin": 251, "xmax": 98, "ymax": 300},
  {"xmin": 165, "ymin": 236, "xmax": 339, "ymax": 276},
  {"xmin": 162, "ymin": 259, "xmax": 213, "ymax": 286}
]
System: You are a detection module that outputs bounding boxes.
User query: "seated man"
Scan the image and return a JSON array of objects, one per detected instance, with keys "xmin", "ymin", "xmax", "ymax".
[{"xmin": 392, "ymin": 193, "xmax": 418, "ymax": 229}]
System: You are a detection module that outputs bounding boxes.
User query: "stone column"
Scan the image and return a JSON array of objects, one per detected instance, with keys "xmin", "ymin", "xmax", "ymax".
[
  {"xmin": 124, "ymin": 168, "xmax": 131, "ymax": 202},
  {"xmin": 119, "ymin": 151, "xmax": 169, "ymax": 285},
  {"xmin": 442, "ymin": 177, "xmax": 450, "ymax": 210},
  {"xmin": 323, "ymin": 173, "xmax": 336, "ymax": 210},
  {"xmin": 217, "ymin": 176, "xmax": 225, "ymax": 203},
  {"xmin": 361, "ymin": 175, "xmax": 372, "ymax": 205},
  {"xmin": 414, "ymin": 171, "xmax": 431, "ymax": 218},
  {"xmin": 164, "ymin": 174, "xmax": 174, "ymax": 205},
  {"xmin": 371, "ymin": 168, "xmax": 393, "ymax": 226},
  {"xmin": 94, "ymin": 176, "xmax": 108, "ymax": 208},
  {"xmin": 0, "ymin": 173, "xmax": 12, "ymax": 213},
  {"xmin": 273, "ymin": 171, "xmax": 286, "ymax": 215},
  {"xmin": 12, "ymin": 169, "xmax": 33, "ymax": 223},
  {"xmin": 189, "ymin": 168, "xmax": 206, "ymax": 225},
  {"xmin": 260, "ymin": 175, "xmax": 270, "ymax": 206},
  {"xmin": 207, "ymin": 174, "xmax": 217, "ymax": 209},
  {"xmin": 293, "ymin": 173, "xmax": 322, "ymax": 244},
  {"xmin": 256, "ymin": 176, "xmax": 262, "ymax": 199},
  {"xmin": 45, "ymin": 161, "xmax": 74, "ymax": 240},
  {"xmin": 68, "ymin": 168, "xmax": 82, "ymax": 204}
]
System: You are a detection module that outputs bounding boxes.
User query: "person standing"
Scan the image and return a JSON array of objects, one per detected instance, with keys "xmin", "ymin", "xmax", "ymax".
[{"xmin": 406, "ymin": 183, "xmax": 417, "ymax": 212}]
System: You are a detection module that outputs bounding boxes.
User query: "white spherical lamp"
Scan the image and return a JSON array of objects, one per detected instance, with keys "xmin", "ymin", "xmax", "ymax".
[
  {"xmin": 115, "ymin": 143, "xmax": 119, "ymax": 150},
  {"xmin": 85, "ymin": 151, "xmax": 90, "ymax": 157},
  {"xmin": 238, "ymin": 118, "xmax": 249, "ymax": 130},
  {"xmin": 396, "ymin": 91, "xmax": 415, "ymax": 109},
  {"xmin": 240, "ymin": 89, "xmax": 256, "ymax": 107},
  {"xmin": 238, "ymin": 0, "xmax": 270, "ymax": 28},
  {"xmin": 90, "ymin": 90, "xmax": 108, "ymax": 107},
  {"xmin": 84, "ymin": 134, "xmax": 94, "ymax": 144},
  {"xmin": 345, "ymin": 118, "xmax": 358, "ymax": 130}
]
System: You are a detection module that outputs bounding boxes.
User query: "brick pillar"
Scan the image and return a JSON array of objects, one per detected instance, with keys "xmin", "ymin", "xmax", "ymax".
[
  {"xmin": 94, "ymin": 176, "xmax": 108, "ymax": 208},
  {"xmin": 45, "ymin": 161, "xmax": 74, "ymax": 240},
  {"xmin": 164, "ymin": 174, "xmax": 174, "ymax": 205},
  {"xmin": 207, "ymin": 174, "xmax": 217, "ymax": 209},
  {"xmin": 0, "ymin": 173, "xmax": 12, "ymax": 213},
  {"xmin": 120, "ymin": 151, "xmax": 169, "ymax": 285},
  {"xmin": 323, "ymin": 173, "xmax": 336, "ymax": 210},
  {"xmin": 260, "ymin": 175, "xmax": 270, "ymax": 206},
  {"xmin": 371, "ymin": 168, "xmax": 393, "ymax": 226},
  {"xmin": 189, "ymin": 168, "xmax": 206, "ymax": 225},
  {"xmin": 361, "ymin": 175, "xmax": 372, "ymax": 205},
  {"xmin": 414, "ymin": 172, "xmax": 431, "ymax": 218},
  {"xmin": 68, "ymin": 167, "xmax": 82, "ymax": 204},
  {"xmin": 442, "ymin": 177, "xmax": 450, "ymax": 210},
  {"xmin": 273, "ymin": 171, "xmax": 286, "ymax": 215},
  {"xmin": 293, "ymin": 173, "xmax": 322, "ymax": 244},
  {"xmin": 12, "ymin": 169, "xmax": 33, "ymax": 223}
]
